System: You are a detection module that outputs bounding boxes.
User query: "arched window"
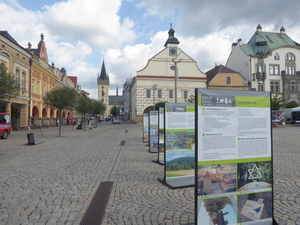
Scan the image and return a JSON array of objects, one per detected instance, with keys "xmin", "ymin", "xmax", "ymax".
[
  {"xmin": 285, "ymin": 53, "xmax": 295, "ymax": 61},
  {"xmin": 274, "ymin": 53, "xmax": 279, "ymax": 60}
]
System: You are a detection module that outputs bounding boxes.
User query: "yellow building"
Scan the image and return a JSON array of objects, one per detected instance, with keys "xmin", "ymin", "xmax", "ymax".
[
  {"xmin": 0, "ymin": 31, "xmax": 31, "ymax": 130},
  {"xmin": 206, "ymin": 64, "xmax": 250, "ymax": 91}
]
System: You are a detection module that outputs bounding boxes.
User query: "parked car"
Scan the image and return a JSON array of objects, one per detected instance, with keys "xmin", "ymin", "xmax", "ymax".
[
  {"xmin": 105, "ymin": 117, "xmax": 111, "ymax": 121},
  {"xmin": 112, "ymin": 117, "xmax": 120, "ymax": 124},
  {"xmin": 0, "ymin": 113, "xmax": 12, "ymax": 139}
]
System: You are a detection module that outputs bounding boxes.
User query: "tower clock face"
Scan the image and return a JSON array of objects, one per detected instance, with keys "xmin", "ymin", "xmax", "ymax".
[
  {"xmin": 101, "ymin": 86, "xmax": 104, "ymax": 89},
  {"xmin": 169, "ymin": 47, "xmax": 177, "ymax": 56}
]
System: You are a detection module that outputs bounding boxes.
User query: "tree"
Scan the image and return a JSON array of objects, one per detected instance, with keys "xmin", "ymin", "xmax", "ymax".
[
  {"xmin": 155, "ymin": 101, "xmax": 165, "ymax": 110},
  {"xmin": 271, "ymin": 94, "xmax": 283, "ymax": 110},
  {"xmin": 185, "ymin": 95, "xmax": 195, "ymax": 103},
  {"xmin": 44, "ymin": 86, "xmax": 78, "ymax": 136},
  {"xmin": 91, "ymin": 100, "xmax": 107, "ymax": 127},
  {"xmin": 110, "ymin": 105, "xmax": 119, "ymax": 117},
  {"xmin": 0, "ymin": 65, "xmax": 20, "ymax": 100},
  {"xmin": 285, "ymin": 100, "xmax": 299, "ymax": 108},
  {"xmin": 74, "ymin": 95, "xmax": 92, "ymax": 131}
]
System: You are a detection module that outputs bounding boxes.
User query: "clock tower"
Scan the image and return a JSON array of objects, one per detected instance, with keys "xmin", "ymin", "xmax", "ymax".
[{"xmin": 97, "ymin": 60, "xmax": 110, "ymax": 115}]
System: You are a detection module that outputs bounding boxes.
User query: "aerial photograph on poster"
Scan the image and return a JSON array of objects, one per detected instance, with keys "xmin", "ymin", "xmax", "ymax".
[{"xmin": 197, "ymin": 164, "xmax": 237, "ymax": 197}]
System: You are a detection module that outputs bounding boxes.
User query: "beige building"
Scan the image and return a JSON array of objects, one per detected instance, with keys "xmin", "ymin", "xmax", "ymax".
[
  {"xmin": 206, "ymin": 64, "xmax": 250, "ymax": 91},
  {"xmin": 130, "ymin": 26, "xmax": 207, "ymax": 123}
]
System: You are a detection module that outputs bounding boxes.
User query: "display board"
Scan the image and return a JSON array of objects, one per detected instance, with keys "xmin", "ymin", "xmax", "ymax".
[
  {"xmin": 158, "ymin": 107, "xmax": 165, "ymax": 164},
  {"xmin": 158, "ymin": 103, "xmax": 195, "ymax": 189},
  {"xmin": 143, "ymin": 113, "xmax": 149, "ymax": 143},
  {"xmin": 195, "ymin": 89, "xmax": 274, "ymax": 225},
  {"xmin": 149, "ymin": 111, "xmax": 158, "ymax": 153}
]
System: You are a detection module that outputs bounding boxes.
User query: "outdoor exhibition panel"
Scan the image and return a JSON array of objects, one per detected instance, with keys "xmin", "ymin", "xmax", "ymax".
[
  {"xmin": 158, "ymin": 107, "xmax": 165, "ymax": 164},
  {"xmin": 158, "ymin": 103, "xmax": 195, "ymax": 189},
  {"xmin": 195, "ymin": 89, "xmax": 275, "ymax": 225},
  {"xmin": 143, "ymin": 113, "xmax": 149, "ymax": 143},
  {"xmin": 149, "ymin": 111, "xmax": 158, "ymax": 153}
]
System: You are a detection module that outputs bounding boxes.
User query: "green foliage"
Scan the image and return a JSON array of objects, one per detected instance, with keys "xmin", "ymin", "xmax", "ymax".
[
  {"xmin": 110, "ymin": 105, "xmax": 119, "ymax": 117},
  {"xmin": 166, "ymin": 157, "xmax": 195, "ymax": 171},
  {"xmin": 271, "ymin": 94, "xmax": 283, "ymax": 110},
  {"xmin": 0, "ymin": 65, "xmax": 20, "ymax": 100},
  {"xmin": 75, "ymin": 96, "xmax": 92, "ymax": 114},
  {"xmin": 44, "ymin": 86, "xmax": 78, "ymax": 112},
  {"xmin": 285, "ymin": 100, "xmax": 299, "ymax": 108},
  {"xmin": 91, "ymin": 100, "xmax": 107, "ymax": 115},
  {"xmin": 185, "ymin": 95, "xmax": 195, "ymax": 103},
  {"xmin": 155, "ymin": 101, "xmax": 165, "ymax": 110},
  {"xmin": 43, "ymin": 86, "xmax": 78, "ymax": 136}
]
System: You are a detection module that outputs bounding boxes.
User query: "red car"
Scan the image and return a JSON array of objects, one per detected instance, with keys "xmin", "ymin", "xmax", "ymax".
[{"xmin": 0, "ymin": 113, "xmax": 12, "ymax": 139}]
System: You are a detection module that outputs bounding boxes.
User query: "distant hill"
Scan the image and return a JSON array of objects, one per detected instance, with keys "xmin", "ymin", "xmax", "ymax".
[{"xmin": 166, "ymin": 157, "xmax": 195, "ymax": 171}]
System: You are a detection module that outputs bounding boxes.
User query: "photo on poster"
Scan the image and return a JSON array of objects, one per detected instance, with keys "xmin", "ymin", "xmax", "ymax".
[
  {"xmin": 238, "ymin": 192, "xmax": 272, "ymax": 223},
  {"xmin": 197, "ymin": 196, "xmax": 237, "ymax": 225},
  {"xmin": 238, "ymin": 161, "xmax": 272, "ymax": 192},
  {"xmin": 166, "ymin": 150, "xmax": 195, "ymax": 177},
  {"xmin": 149, "ymin": 126, "xmax": 158, "ymax": 150},
  {"xmin": 165, "ymin": 131, "xmax": 195, "ymax": 151},
  {"xmin": 197, "ymin": 164, "xmax": 237, "ymax": 197}
]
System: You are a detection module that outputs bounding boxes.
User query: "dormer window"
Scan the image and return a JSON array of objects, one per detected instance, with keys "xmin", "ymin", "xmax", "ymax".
[{"xmin": 274, "ymin": 53, "xmax": 279, "ymax": 60}]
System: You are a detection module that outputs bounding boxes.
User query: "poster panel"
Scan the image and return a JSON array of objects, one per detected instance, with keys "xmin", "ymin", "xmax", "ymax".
[
  {"xmin": 195, "ymin": 89, "xmax": 273, "ymax": 225},
  {"xmin": 158, "ymin": 107, "xmax": 165, "ymax": 164},
  {"xmin": 149, "ymin": 111, "xmax": 158, "ymax": 153},
  {"xmin": 143, "ymin": 113, "xmax": 149, "ymax": 143},
  {"xmin": 164, "ymin": 103, "xmax": 195, "ymax": 188}
]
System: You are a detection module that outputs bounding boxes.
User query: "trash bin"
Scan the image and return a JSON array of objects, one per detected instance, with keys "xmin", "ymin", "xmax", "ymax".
[{"xmin": 27, "ymin": 133, "xmax": 35, "ymax": 145}]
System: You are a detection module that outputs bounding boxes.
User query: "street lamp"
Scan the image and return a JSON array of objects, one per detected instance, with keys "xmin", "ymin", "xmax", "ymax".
[
  {"xmin": 151, "ymin": 84, "xmax": 157, "ymax": 110},
  {"xmin": 171, "ymin": 58, "xmax": 181, "ymax": 103}
]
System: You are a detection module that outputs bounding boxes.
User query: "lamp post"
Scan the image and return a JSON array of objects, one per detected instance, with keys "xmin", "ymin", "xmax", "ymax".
[
  {"xmin": 151, "ymin": 84, "xmax": 157, "ymax": 110},
  {"xmin": 171, "ymin": 58, "xmax": 181, "ymax": 103}
]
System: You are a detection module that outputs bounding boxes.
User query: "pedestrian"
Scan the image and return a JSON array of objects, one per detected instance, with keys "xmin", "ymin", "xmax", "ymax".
[{"xmin": 72, "ymin": 120, "xmax": 76, "ymax": 130}]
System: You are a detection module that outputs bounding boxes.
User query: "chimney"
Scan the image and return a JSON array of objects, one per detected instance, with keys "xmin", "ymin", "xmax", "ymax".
[
  {"xmin": 238, "ymin": 38, "xmax": 242, "ymax": 45},
  {"xmin": 280, "ymin": 26, "xmax": 285, "ymax": 34}
]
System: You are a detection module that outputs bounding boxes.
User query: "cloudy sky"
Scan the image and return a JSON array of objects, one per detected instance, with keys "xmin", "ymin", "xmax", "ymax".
[{"xmin": 1, "ymin": 0, "xmax": 300, "ymax": 99}]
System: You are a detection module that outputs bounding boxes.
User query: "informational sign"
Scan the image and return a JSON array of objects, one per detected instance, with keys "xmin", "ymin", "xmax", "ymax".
[
  {"xmin": 119, "ymin": 108, "xmax": 123, "ymax": 116},
  {"xmin": 161, "ymin": 103, "xmax": 195, "ymax": 189},
  {"xmin": 195, "ymin": 89, "xmax": 273, "ymax": 225},
  {"xmin": 158, "ymin": 107, "xmax": 165, "ymax": 164},
  {"xmin": 149, "ymin": 111, "xmax": 158, "ymax": 153},
  {"xmin": 143, "ymin": 113, "xmax": 149, "ymax": 143}
]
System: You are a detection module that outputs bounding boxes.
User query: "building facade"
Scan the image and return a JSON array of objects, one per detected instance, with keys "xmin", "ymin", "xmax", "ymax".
[
  {"xmin": 130, "ymin": 26, "xmax": 207, "ymax": 123},
  {"xmin": 206, "ymin": 64, "xmax": 250, "ymax": 91},
  {"xmin": 97, "ymin": 60, "xmax": 110, "ymax": 117},
  {"xmin": 122, "ymin": 77, "xmax": 132, "ymax": 120},
  {"xmin": 226, "ymin": 24, "xmax": 300, "ymax": 104},
  {"xmin": 0, "ymin": 31, "xmax": 80, "ymax": 130},
  {"xmin": 0, "ymin": 31, "xmax": 31, "ymax": 130}
]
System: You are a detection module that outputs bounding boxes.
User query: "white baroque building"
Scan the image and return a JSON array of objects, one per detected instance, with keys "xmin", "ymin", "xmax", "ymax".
[
  {"xmin": 130, "ymin": 26, "xmax": 206, "ymax": 123},
  {"xmin": 226, "ymin": 24, "xmax": 300, "ymax": 104}
]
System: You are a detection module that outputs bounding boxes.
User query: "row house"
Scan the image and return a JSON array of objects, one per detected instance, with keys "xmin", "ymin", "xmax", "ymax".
[
  {"xmin": 0, "ymin": 31, "xmax": 81, "ymax": 130},
  {"xmin": 226, "ymin": 24, "xmax": 300, "ymax": 104}
]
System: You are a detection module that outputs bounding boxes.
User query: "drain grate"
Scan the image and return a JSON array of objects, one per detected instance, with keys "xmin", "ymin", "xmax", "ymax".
[
  {"xmin": 120, "ymin": 140, "xmax": 126, "ymax": 146},
  {"xmin": 80, "ymin": 181, "xmax": 113, "ymax": 225},
  {"xmin": 125, "ymin": 130, "xmax": 128, "ymax": 133}
]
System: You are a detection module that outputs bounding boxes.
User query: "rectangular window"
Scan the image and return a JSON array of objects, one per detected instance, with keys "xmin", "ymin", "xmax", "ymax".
[
  {"xmin": 270, "ymin": 65, "xmax": 279, "ymax": 75},
  {"xmin": 286, "ymin": 67, "xmax": 295, "ymax": 75},
  {"xmin": 184, "ymin": 91, "xmax": 188, "ymax": 99},
  {"xmin": 36, "ymin": 81, "xmax": 40, "ymax": 94},
  {"xmin": 288, "ymin": 82, "xmax": 298, "ymax": 93},
  {"xmin": 270, "ymin": 81, "xmax": 280, "ymax": 93},
  {"xmin": 258, "ymin": 83, "xmax": 264, "ymax": 91},
  {"xmin": 146, "ymin": 90, "xmax": 151, "ymax": 98},
  {"xmin": 15, "ymin": 69, "xmax": 20, "ymax": 82},
  {"xmin": 226, "ymin": 76, "xmax": 231, "ymax": 84},
  {"xmin": 157, "ymin": 90, "xmax": 162, "ymax": 98},
  {"xmin": 169, "ymin": 90, "xmax": 173, "ymax": 98}
]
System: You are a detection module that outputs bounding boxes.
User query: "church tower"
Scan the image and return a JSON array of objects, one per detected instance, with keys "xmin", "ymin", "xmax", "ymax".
[{"xmin": 97, "ymin": 60, "xmax": 110, "ymax": 112}]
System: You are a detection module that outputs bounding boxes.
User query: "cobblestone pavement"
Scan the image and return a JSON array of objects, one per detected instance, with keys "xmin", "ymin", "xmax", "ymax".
[{"xmin": 0, "ymin": 122, "xmax": 299, "ymax": 225}]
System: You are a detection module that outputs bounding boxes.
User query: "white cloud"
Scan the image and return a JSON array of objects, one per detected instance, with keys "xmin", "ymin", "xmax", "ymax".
[{"xmin": 42, "ymin": 0, "xmax": 136, "ymax": 49}]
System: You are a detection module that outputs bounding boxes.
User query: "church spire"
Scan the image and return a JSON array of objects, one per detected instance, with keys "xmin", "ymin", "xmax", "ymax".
[
  {"xmin": 97, "ymin": 60, "xmax": 109, "ymax": 86},
  {"xmin": 164, "ymin": 23, "xmax": 180, "ymax": 47}
]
